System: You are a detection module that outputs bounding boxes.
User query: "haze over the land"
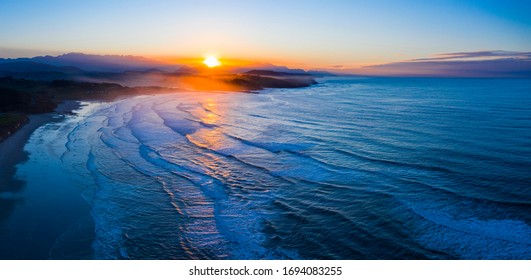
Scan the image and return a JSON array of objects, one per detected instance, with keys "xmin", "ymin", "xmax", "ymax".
[{"xmin": 0, "ymin": 0, "xmax": 530, "ymax": 77}]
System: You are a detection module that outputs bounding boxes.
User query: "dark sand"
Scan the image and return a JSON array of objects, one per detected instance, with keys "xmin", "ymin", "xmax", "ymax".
[
  {"xmin": 0, "ymin": 101, "xmax": 81, "ymax": 192},
  {"xmin": 0, "ymin": 100, "xmax": 95, "ymax": 259},
  {"xmin": 0, "ymin": 114, "xmax": 54, "ymax": 193}
]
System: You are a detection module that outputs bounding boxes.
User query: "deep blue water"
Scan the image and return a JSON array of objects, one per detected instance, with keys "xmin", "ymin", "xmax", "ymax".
[{"xmin": 6, "ymin": 77, "xmax": 531, "ymax": 259}]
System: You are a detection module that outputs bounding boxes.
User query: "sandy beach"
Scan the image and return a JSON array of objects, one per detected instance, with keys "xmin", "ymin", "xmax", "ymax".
[
  {"xmin": 0, "ymin": 100, "xmax": 95, "ymax": 259},
  {"xmin": 0, "ymin": 101, "xmax": 80, "ymax": 192},
  {"xmin": 0, "ymin": 114, "xmax": 53, "ymax": 194}
]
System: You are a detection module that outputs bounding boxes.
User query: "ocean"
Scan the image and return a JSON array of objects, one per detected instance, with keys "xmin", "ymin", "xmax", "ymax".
[{"xmin": 2, "ymin": 77, "xmax": 530, "ymax": 259}]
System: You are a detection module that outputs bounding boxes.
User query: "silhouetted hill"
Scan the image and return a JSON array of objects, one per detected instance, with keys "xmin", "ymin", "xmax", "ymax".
[
  {"xmin": 245, "ymin": 70, "xmax": 313, "ymax": 77},
  {"xmin": 0, "ymin": 61, "xmax": 83, "ymax": 73},
  {"xmin": 227, "ymin": 74, "xmax": 317, "ymax": 90},
  {"xmin": 0, "ymin": 69, "xmax": 318, "ymax": 141},
  {"xmin": 0, "ymin": 76, "xmax": 173, "ymax": 141},
  {"xmin": 0, "ymin": 77, "xmax": 174, "ymax": 115},
  {"xmin": 231, "ymin": 63, "xmax": 308, "ymax": 74},
  {"xmin": 0, "ymin": 61, "xmax": 318, "ymax": 90},
  {"xmin": 0, "ymin": 53, "xmax": 180, "ymax": 72}
]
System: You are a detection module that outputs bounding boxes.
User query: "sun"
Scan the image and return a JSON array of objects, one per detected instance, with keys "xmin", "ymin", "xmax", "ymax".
[{"xmin": 203, "ymin": 55, "xmax": 221, "ymax": 68}]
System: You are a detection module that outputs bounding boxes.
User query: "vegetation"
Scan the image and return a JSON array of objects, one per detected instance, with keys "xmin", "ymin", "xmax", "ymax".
[
  {"xmin": 0, "ymin": 77, "xmax": 175, "ymax": 141},
  {"xmin": 0, "ymin": 73, "xmax": 316, "ymax": 141},
  {"xmin": 0, "ymin": 113, "xmax": 28, "ymax": 141}
]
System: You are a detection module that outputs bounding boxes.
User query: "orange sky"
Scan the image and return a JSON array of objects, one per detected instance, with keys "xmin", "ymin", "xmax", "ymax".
[{"xmin": 0, "ymin": 1, "xmax": 529, "ymax": 73}]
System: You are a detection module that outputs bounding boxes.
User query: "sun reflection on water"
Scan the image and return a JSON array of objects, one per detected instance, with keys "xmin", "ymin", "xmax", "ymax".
[{"xmin": 186, "ymin": 95, "xmax": 226, "ymax": 152}]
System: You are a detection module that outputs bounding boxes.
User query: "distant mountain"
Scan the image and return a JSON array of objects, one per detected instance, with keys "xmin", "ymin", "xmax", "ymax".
[
  {"xmin": 0, "ymin": 61, "xmax": 87, "ymax": 80},
  {"xmin": 0, "ymin": 53, "xmax": 330, "ymax": 77},
  {"xmin": 0, "ymin": 54, "xmax": 191, "ymax": 84},
  {"xmin": 0, "ymin": 53, "xmax": 181, "ymax": 72},
  {"xmin": 0, "ymin": 61, "xmax": 82, "ymax": 73},
  {"xmin": 0, "ymin": 53, "xmax": 322, "ymax": 89}
]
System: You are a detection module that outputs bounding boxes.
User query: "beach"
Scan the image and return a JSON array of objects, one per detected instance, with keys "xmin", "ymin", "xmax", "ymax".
[
  {"xmin": 0, "ymin": 100, "xmax": 94, "ymax": 259},
  {"xmin": 0, "ymin": 100, "xmax": 80, "ymax": 192}
]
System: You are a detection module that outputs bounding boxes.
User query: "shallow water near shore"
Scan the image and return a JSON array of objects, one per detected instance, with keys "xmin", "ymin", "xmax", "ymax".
[{"xmin": 1, "ymin": 77, "xmax": 530, "ymax": 259}]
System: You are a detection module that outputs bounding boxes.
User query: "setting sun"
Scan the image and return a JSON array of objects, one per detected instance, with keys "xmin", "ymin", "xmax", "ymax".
[{"xmin": 203, "ymin": 55, "xmax": 221, "ymax": 67}]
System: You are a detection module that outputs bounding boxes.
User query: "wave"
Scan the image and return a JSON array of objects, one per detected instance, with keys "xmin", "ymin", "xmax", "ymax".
[
  {"xmin": 398, "ymin": 198, "xmax": 531, "ymax": 259},
  {"xmin": 51, "ymin": 78, "xmax": 531, "ymax": 259}
]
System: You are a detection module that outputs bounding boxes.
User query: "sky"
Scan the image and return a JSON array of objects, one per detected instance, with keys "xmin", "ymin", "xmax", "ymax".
[{"xmin": 0, "ymin": 0, "xmax": 530, "ymax": 71}]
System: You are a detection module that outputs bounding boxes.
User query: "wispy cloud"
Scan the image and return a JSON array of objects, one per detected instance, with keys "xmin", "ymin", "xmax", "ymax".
[
  {"xmin": 409, "ymin": 50, "xmax": 531, "ymax": 62},
  {"xmin": 329, "ymin": 50, "xmax": 531, "ymax": 78}
]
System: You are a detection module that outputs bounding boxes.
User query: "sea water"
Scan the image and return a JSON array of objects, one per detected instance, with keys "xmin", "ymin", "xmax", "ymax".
[{"xmin": 10, "ymin": 77, "xmax": 531, "ymax": 259}]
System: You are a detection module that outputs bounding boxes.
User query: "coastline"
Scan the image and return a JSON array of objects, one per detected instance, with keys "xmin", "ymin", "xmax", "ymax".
[
  {"xmin": 0, "ymin": 100, "xmax": 81, "ymax": 191},
  {"xmin": 0, "ymin": 114, "xmax": 55, "ymax": 193},
  {"xmin": 0, "ymin": 99, "xmax": 91, "ymax": 259}
]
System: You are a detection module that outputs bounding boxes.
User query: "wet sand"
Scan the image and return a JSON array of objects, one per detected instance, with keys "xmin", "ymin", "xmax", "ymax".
[
  {"xmin": 0, "ymin": 101, "xmax": 80, "ymax": 193},
  {"xmin": 0, "ymin": 114, "xmax": 54, "ymax": 193},
  {"xmin": 0, "ymin": 100, "xmax": 94, "ymax": 259}
]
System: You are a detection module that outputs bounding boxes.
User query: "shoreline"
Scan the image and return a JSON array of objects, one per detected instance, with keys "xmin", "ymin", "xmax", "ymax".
[
  {"xmin": 0, "ymin": 100, "xmax": 82, "ymax": 191},
  {"xmin": 0, "ymin": 99, "xmax": 90, "ymax": 259},
  {"xmin": 0, "ymin": 114, "xmax": 55, "ymax": 193}
]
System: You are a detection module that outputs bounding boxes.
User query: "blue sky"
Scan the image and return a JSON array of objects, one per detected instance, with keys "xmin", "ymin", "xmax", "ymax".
[{"xmin": 0, "ymin": 0, "xmax": 529, "ymax": 68}]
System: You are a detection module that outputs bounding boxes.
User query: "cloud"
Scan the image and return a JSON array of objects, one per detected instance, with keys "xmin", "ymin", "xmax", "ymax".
[
  {"xmin": 409, "ymin": 50, "xmax": 531, "ymax": 62},
  {"xmin": 330, "ymin": 50, "xmax": 531, "ymax": 78}
]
